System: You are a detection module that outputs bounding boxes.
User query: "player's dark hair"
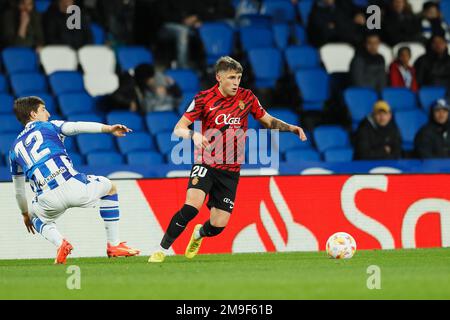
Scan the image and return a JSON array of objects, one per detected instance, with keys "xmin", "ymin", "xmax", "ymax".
[
  {"xmin": 215, "ymin": 56, "xmax": 243, "ymax": 74},
  {"xmin": 14, "ymin": 96, "xmax": 45, "ymax": 125}
]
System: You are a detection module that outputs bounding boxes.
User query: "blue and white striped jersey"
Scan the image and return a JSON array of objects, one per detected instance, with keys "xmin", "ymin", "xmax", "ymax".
[{"xmin": 9, "ymin": 120, "xmax": 78, "ymax": 195}]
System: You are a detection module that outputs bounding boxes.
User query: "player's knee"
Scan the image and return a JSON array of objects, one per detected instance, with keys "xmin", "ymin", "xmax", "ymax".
[
  {"xmin": 210, "ymin": 213, "xmax": 230, "ymax": 228},
  {"xmin": 178, "ymin": 204, "xmax": 199, "ymax": 224}
]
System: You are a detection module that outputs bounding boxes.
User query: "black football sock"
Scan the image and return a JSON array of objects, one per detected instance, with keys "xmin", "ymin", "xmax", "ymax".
[
  {"xmin": 160, "ymin": 204, "xmax": 199, "ymax": 249},
  {"xmin": 199, "ymin": 220, "xmax": 225, "ymax": 238}
]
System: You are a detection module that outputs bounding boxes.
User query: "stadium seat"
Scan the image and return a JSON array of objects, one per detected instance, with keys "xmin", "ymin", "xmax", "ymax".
[
  {"xmin": 0, "ymin": 94, "xmax": 14, "ymax": 114},
  {"xmin": 67, "ymin": 113, "xmax": 104, "ymax": 123},
  {"xmin": 127, "ymin": 151, "xmax": 164, "ymax": 166},
  {"xmin": 107, "ymin": 111, "xmax": 145, "ymax": 132},
  {"xmin": 237, "ymin": 14, "xmax": 272, "ymax": 28},
  {"xmin": 440, "ymin": 0, "xmax": 450, "ymax": 25},
  {"xmin": 2, "ymin": 47, "xmax": 38, "ymax": 74},
  {"xmin": 381, "ymin": 87, "xmax": 418, "ymax": 111},
  {"xmin": 83, "ymin": 73, "xmax": 119, "ymax": 96},
  {"xmin": 320, "ymin": 43, "xmax": 355, "ymax": 73},
  {"xmin": 313, "ymin": 125, "xmax": 350, "ymax": 153},
  {"xmin": 19, "ymin": 92, "xmax": 57, "ymax": 114},
  {"xmin": 146, "ymin": 111, "xmax": 179, "ymax": 135},
  {"xmin": 199, "ymin": 22, "xmax": 235, "ymax": 66},
  {"xmin": 418, "ymin": 86, "xmax": 447, "ymax": 113},
  {"xmin": 293, "ymin": 24, "xmax": 307, "ymax": 45},
  {"xmin": 87, "ymin": 151, "xmax": 124, "ymax": 166},
  {"xmin": 344, "ymin": 87, "xmax": 379, "ymax": 126},
  {"xmin": 297, "ymin": 0, "xmax": 314, "ymax": 26},
  {"xmin": 177, "ymin": 92, "xmax": 196, "ymax": 115},
  {"xmin": 248, "ymin": 47, "xmax": 283, "ymax": 89},
  {"xmin": 267, "ymin": 108, "xmax": 300, "ymax": 126},
  {"xmin": 285, "ymin": 45, "xmax": 320, "ymax": 71},
  {"xmin": 35, "ymin": 0, "xmax": 51, "ymax": 13},
  {"xmin": 117, "ymin": 46, "xmax": 154, "ymax": 72},
  {"xmin": 155, "ymin": 132, "xmax": 181, "ymax": 155},
  {"xmin": 272, "ymin": 23, "xmax": 290, "ymax": 49},
  {"xmin": 274, "ymin": 131, "xmax": 311, "ymax": 154},
  {"xmin": 0, "ymin": 133, "xmax": 17, "ymax": 157},
  {"xmin": 117, "ymin": 132, "xmax": 155, "ymax": 154},
  {"xmin": 10, "ymin": 73, "xmax": 48, "ymax": 96},
  {"xmin": 393, "ymin": 42, "xmax": 425, "ymax": 65},
  {"xmin": 0, "ymin": 114, "xmax": 22, "ymax": 133},
  {"xmin": 324, "ymin": 148, "xmax": 354, "ymax": 162},
  {"xmin": 78, "ymin": 45, "xmax": 116, "ymax": 75},
  {"xmin": 378, "ymin": 43, "xmax": 394, "ymax": 69},
  {"xmin": 165, "ymin": 69, "xmax": 200, "ymax": 93},
  {"xmin": 77, "ymin": 134, "xmax": 115, "ymax": 154},
  {"xmin": 49, "ymin": 71, "xmax": 85, "ymax": 95},
  {"xmin": 395, "ymin": 109, "xmax": 427, "ymax": 151},
  {"xmin": 248, "ymin": 114, "xmax": 261, "ymax": 129},
  {"xmin": 0, "ymin": 74, "xmax": 8, "ymax": 92},
  {"xmin": 261, "ymin": 0, "xmax": 296, "ymax": 23},
  {"xmin": 68, "ymin": 152, "xmax": 85, "ymax": 166},
  {"xmin": 285, "ymin": 148, "xmax": 321, "ymax": 162},
  {"xmin": 295, "ymin": 68, "xmax": 330, "ymax": 111},
  {"xmin": 40, "ymin": 46, "xmax": 78, "ymax": 75},
  {"xmin": 90, "ymin": 23, "xmax": 106, "ymax": 45},
  {"xmin": 240, "ymin": 26, "xmax": 275, "ymax": 51},
  {"xmin": 58, "ymin": 93, "xmax": 95, "ymax": 116}
]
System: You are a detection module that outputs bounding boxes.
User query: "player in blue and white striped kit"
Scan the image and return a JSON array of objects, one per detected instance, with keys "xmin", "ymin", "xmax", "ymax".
[{"xmin": 9, "ymin": 96, "xmax": 140, "ymax": 264}]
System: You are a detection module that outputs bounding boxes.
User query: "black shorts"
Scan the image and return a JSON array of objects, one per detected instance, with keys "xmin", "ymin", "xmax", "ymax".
[{"xmin": 187, "ymin": 164, "xmax": 240, "ymax": 214}]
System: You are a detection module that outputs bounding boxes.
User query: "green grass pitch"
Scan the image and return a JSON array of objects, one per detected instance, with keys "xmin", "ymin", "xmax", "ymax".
[{"xmin": 0, "ymin": 248, "xmax": 449, "ymax": 300}]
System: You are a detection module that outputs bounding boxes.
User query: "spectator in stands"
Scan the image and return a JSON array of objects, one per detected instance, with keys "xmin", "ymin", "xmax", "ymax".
[
  {"xmin": 382, "ymin": 0, "xmax": 423, "ymax": 46},
  {"xmin": 415, "ymin": 99, "xmax": 450, "ymax": 158},
  {"xmin": 109, "ymin": 63, "xmax": 182, "ymax": 113},
  {"xmin": 354, "ymin": 101, "xmax": 402, "ymax": 160},
  {"xmin": 389, "ymin": 46, "xmax": 419, "ymax": 92},
  {"xmin": 350, "ymin": 33, "xmax": 387, "ymax": 92},
  {"xmin": 95, "ymin": 0, "xmax": 136, "ymax": 45},
  {"xmin": 1, "ymin": 0, "xmax": 44, "ymax": 49},
  {"xmin": 307, "ymin": 0, "xmax": 366, "ymax": 47},
  {"xmin": 421, "ymin": 1, "xmax": 450, "ymax": 42},
  {"xmin": 415, "ymin": 34, "xmax": 450, "ymax": 90},
  {"xmin": 43, "ymin": 0, "xmax": 93, "ymax": 49}
]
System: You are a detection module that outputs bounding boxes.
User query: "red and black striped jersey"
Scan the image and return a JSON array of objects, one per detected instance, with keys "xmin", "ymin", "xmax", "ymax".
[{"xmin": 183, "ymin": 84, "xmax": 266, "ymax": 173}]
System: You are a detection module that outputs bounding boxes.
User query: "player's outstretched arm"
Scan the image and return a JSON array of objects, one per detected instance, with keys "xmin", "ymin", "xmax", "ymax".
[
  {"xmin": 60, "ymin": 122, "xmax": 132, "ymax": 137},
  {"xmin": 174, "ymin": 116, "xmax": 210, "ymax": 149},
  {"xmin": 258, "ymin": 113, "xmax": 307, "ymax": 141}
]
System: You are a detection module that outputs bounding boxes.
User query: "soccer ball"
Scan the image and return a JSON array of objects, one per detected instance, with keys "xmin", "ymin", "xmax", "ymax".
[{"xmin": 326, "ymin": 232, "xmax": 357, "ymax": 259}]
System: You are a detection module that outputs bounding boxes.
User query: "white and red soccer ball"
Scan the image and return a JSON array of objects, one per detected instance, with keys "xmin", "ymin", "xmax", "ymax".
[{"xmin": 326, "ymin": 232, "xmax": 357, "ymax": 259}]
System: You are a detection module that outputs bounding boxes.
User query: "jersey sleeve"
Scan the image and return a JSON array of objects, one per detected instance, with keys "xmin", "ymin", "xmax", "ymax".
[
  {"xmin": 183, "ymin": 94, "xmax": 205, "ymax": 122},
  {"xmin": 50, "ymin": 120, "xmax": 66, "ymax": 136},
  {"xmin": 9, "ymin": 150, "xmax": 24, "ymax": 177},
  {"xmin": 249, "ymin": 91, "xmax": 266, "ymax": 120}
]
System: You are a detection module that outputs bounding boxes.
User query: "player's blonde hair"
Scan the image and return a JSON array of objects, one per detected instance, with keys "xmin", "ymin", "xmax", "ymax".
[{"xmin": 215, "ymin": 56, "xmax": 243, "ymax": 74}]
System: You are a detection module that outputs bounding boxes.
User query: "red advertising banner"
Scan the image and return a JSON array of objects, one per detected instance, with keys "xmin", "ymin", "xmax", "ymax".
[{"xmin": 138, "ymin": 175, "xmax": 450, "ymax": 254}]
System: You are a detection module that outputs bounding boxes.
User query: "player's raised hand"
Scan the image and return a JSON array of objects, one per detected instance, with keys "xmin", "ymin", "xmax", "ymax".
[
  {"xmin": 291, "ymin": 125, "xmax": 307, "ymax": 141},
  {"xmin": 22, "ymin": 213, "xmax": 35, "ymax": 235},
  {"xmin": 109, "ymin": 124, "xmax": 132, "ymax": 137}
]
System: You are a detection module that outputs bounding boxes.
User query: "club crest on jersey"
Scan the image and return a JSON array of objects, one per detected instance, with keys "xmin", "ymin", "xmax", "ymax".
[
  {"xmin": 192, "ymin": 177, "xmax": 199, "ymax": 186},
  {"xmin": 239, "ymin": 100, "xmax": 245, "ymax": 110},
  {"xmin": 215, "ymin": 114, "xmax": 241, "ymax": 126}
]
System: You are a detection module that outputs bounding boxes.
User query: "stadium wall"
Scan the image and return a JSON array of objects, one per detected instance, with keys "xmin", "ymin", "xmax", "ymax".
[{"xmin": 1, "ymin": 174, "xmax": 449, "ymax": 260}]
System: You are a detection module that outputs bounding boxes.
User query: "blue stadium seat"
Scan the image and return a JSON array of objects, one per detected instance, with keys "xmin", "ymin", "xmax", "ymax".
[
  {"xmin": 0, "ymin": 94, "xmax": 14, "ymax": 114},
  {"xmin": 441, "ymin": 0, "xmax": 450, "ymax": 25},
  {"xmin": 2, "ymin": 47, "xmax": 38, "ymax": 74},
  {"xmin": 49, "ymin": 71, "xmax": 85, "ymax": 95},
  {"xmin": 395, "ymin": 109, "xmax": 428, "ymax": 151},
  {"xmin": 267, "ymin": 108, "xmax": 300, "ymax": 125},
  {"xmin": 76, "ymin": 134, "xmax": 115, "ymax": 154},
  {"xmin": 0, "ymin": 74, "xmax": 8, "ymax": 92},
  {"xmin": 272, "ymin": 24, "xmax": 290, "ymax": 49},
  {"xmin": 106, "ymin": 111, "xmax": 145, "ymax": 132},
  {"xmin": 238, "ymin": 14, "xmax": 272, "ymax": 28},
  {"xmin": 127, "ymin": 151, "xmax": 164, "ymax": 166},
  {"xmin": 10, "ymin": 73, "xmax": 48, "ymax": 96},
  {"xmin": 313, "ymin": 125, "xmax": 350, "ymax": 153},
  {"xmin": 297, "ymin": 0, "xmax": 314, "ymax": 26},
  {"xmin": 165, "ymin": 69, "xmax": 200, "ymax": 93},
  {"xmin": 324, "ymin": 148, "xmax": 354, "ymax": 162},
  {"xmin": 248, "ymin": 114, "xmax": 261, "ymax": 129},
  {"xmin": 67, "ymin": 113, "xmax": 104, "ymax": 123},
  {"xmin": 199, "ymin": 22, "xmax": 235, "ymax": 65},
  {"xmin": 177, "ymin": 92, "xmax": 196, "ymax": 115},
  {"xmin": 285, "ymin": 45, "xmax": 320, "ymax": 71},
  {"xmin": 248, "ymin": 48, "xmax": 283, "ymax": 89},
  {"xmin": 261, "ymin": 0, "xmax": 296, "ymax": 23},
  {"xmin": 117, "ymin": 46, "xmax": 153, "ymax": 71},
  {"xmin": 240, "ymin": 26, "xmax": 275, "ymax": 51},
  {"xmin": 0, "ymin": 133, "xmax": 17, "ymax": 157},
  {"xmin": 344, "ymin": 87, "xmax": 379, "ymax": 127},
  {"xmin": 117, "ymin": 132, "xmax": 155, "ymax": 154},
  {"xmin": 275, "ymin": 131, "xmax": 311, "ymax": 153},
  {"xmin": 58, "ymin": 93, "xmax": 95, "ymax": 116},
  {"xmin": 19, "ymin": 92, "xmax": 57, "ymax": 114},
  {"xmin": 155, "ymin": 132, "xmax": 181, "ymax": 155},
  {"xmin": 0, "ymin": 115, "xmax": 22, "ymax": 133},
  {"xmin": 418, "ymin": 86, "xmax": 447, "ymax": 113},
  {"xmin": 87, "ymin": 152, "xmax": 124, "ymax": 166},
  {"xmin": 35, "ymin": 0, "xmax": 51, "ymax": 13},
  {"xmin": 295, "ymin": 68, "xmax": 330, "ymax": 111},
  {"xmin": 293, "ymin": 24, "xmax": 307, "ymax": 45},
  {"xmin": 90, "ymin": 23, "xmax": 106, "ymax": 45},
  {"xmin": 285, "ymin": 148, "xmax": 321, "ymax": 162},
  {"xmin": 68, "ymin": 153, "xmax": 85, "ymax": 166},
  {"xmin": 146, "ymin": 111, "xmax": 179, "ymax": 135},
  {"xmin": 381, "ymin": 87, "xmax": 418, "ymax": 111}
]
